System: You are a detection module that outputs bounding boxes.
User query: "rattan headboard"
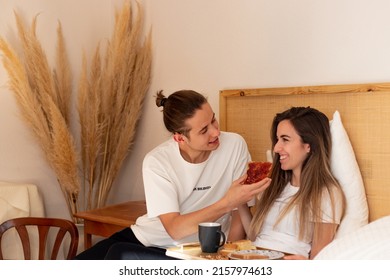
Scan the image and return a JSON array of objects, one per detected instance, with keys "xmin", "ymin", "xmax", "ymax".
[{"xmin": 220, "ymin": 82, "xmax": 390, "ymax": 222}]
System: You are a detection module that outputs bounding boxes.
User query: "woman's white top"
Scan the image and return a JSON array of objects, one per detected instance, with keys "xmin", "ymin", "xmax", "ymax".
[
  {"xmin": 132, "ymin": 132, "xmax": 251, "ymax": 248},
  {"xmin": 254, "ymin": 182, "xmax": 343, "ymax": 257}
]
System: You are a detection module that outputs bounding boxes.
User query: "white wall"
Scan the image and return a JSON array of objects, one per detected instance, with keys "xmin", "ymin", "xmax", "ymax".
[{"xmin": 2, "ymin": 0, "xmax": 390, "ymax": 219}]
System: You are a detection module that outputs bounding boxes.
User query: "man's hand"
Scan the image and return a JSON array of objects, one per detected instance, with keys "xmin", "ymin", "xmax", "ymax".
[{"xmin": 223, "ymin": 174, "xmax": 271, "ymax": 210}]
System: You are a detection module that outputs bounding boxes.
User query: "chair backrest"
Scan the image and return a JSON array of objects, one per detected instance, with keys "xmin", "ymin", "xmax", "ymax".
[{"xmin": 0, "ymin": 217, "xmax": 79, "ymax": 260}]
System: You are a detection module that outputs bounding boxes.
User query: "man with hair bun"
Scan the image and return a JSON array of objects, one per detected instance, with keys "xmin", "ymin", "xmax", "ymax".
[{"xmin": 75, "ymin": 89, "xmax": 271, "ymax": 260}]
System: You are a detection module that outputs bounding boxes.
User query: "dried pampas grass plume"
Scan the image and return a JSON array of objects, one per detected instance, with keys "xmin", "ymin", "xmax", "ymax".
[{"xmin": 53, "ymin": 22, "xmax": 72, "ymax": 126}]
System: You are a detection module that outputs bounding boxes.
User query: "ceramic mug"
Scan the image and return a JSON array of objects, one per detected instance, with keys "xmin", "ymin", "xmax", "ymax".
[{"xmin": 198, "ymin": 222, "xmax": 226, "ymax": 253}]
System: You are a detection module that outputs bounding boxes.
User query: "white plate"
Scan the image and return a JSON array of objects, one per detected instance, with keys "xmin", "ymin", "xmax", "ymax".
[{"xmin": 228, "ymin": 249, "xmax": 284, "ymax": 260}]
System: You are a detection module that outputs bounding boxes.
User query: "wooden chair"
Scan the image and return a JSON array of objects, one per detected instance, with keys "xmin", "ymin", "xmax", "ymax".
[{"xmin": 0, "ymin": 217, "xmax": 79, "ymax": 260}]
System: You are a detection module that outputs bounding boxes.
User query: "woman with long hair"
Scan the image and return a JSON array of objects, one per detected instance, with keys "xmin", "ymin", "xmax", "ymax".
[{"xmin": 239, "ymin": 107, "xmax": 346, "ymax": 259}]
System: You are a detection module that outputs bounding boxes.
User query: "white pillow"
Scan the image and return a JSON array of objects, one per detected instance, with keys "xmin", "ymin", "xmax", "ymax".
[
  {"xmin": 314, "ymin": 216, "xmax": 390, "ymax": 259},
  {"xmin": 330, "ymin": 111, "xmax": 369, "ymax": 238}
]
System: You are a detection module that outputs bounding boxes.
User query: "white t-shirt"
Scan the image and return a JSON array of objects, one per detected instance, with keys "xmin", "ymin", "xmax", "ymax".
[
  {"xmin": 254, "ymin": 183, "xmax": 343, "ymax": 257},
  {"xmin": 131, "ymin": 131, "xmax": 251, "ymax": 248}
]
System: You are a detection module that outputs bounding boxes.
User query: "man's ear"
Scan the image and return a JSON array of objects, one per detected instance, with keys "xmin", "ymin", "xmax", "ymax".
[{"xmin": 173, "ymin": 133, "xmax": 184, "ymax": 143}]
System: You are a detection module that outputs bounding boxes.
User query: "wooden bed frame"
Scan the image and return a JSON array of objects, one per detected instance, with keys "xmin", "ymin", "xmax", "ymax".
[{"xmin": 220, "ymin": 82, "xmax": 390, "ymax": 223}]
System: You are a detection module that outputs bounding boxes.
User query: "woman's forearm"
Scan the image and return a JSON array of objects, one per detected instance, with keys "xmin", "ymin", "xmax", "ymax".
[{"xmin": 237, "ymin": 204, "xmax": 253, "ymax": 237}]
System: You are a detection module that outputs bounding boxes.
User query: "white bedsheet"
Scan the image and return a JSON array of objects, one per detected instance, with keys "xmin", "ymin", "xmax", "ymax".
[{"xmin": 315, "ymin": 216, "xmax": 390, "ymax": 260}]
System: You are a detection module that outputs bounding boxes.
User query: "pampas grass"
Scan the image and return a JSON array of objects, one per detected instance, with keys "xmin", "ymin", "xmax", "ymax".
[
  {"xmin": 0, "ymin": 0, "xmax": 152, "ymax": 218},
  {"xmin": 78, "ymin": 0, "xmax": 152, "ymax": 209},
  {"xmin": 0, "ymin": 13, "xmax": 79, "ymax": 219},
  {"xmin": 53, "ymin": 22, "xmax": 72, "ymax": 126}
]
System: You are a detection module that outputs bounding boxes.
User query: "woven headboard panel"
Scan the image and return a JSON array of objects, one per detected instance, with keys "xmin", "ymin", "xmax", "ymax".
[{"xmin": 220, "ymin": 82, "xmax": 390, "ymax": 222}]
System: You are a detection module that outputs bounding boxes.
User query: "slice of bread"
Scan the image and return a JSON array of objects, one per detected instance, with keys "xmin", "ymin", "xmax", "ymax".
[
  {"xmin": 219, "ymin": 240, "xmax": 256, "ymax": 256},
  {"xmin": 233, "ymin": 239, "xmax": 256, "ymax": 250},
  {"xmin": 219, "ymin": 242, "xmax": 238, "ymax": 256}
]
